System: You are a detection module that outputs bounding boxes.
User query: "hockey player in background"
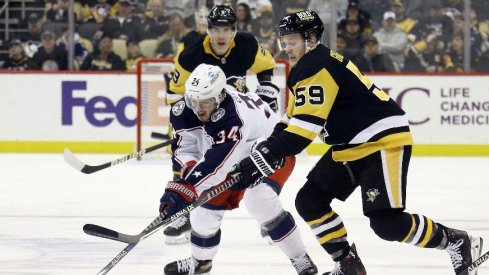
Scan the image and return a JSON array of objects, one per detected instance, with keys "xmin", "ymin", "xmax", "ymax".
[
  {"xmin": 159, "ymin": 63, "xmax": 317, "ymax": 275},
  {"xmin": 167, "ymin": 4, "xmax": 280, "ymax": 110},
  {"xmin": 163, "ymin": 4, "xmax": 281, "ymax": 244},
  {"xmin": 230, "ymin": 10, "xmax": 483, "ymax": 275}
]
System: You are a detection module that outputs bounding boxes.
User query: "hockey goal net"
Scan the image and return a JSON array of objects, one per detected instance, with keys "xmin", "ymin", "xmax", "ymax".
[{"xmin": 136, "ymin": 58, "xmax": 290, "ymax": 158}]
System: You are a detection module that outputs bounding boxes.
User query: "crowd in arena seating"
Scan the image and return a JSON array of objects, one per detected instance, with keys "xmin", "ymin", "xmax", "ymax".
[{"xmin": 1, "ymin": 0, "xmax": 489, "ymax": 72}]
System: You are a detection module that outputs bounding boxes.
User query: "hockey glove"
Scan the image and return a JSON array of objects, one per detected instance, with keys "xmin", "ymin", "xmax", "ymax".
[
  {"xmin": 255, "ymin": 82, "xmax": 279, "ymax": 112},
  {"xmin": 230, "ymin": 138, "xmax": 283, "ymax": 190},
  {"xmin": 159, "ymin": 180, "xmax": 198, "ymax": 217}
]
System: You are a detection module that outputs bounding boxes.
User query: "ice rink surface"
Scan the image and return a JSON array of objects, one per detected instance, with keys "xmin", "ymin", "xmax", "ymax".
[{"xmin": 1, "ymin": 152, "xmax": 488, "ymax": 275}]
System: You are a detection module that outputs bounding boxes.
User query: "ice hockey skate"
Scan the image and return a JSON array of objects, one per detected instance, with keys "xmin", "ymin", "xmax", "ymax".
[
  {"xmin": 164, "ymin": 257, "xmax": 212, "ymax": 275},
  {"xmin": 163, "ymin": 214, "xmax": 191, "ymax": 245},
  {"xmin": 444, "ymin": 228, "xmax": 483, "ymax": 275},
  {"xmin": 323, "ymin": 243, "xmax": 366, "ymax": 275},
  {"xmin": 291, "ymin": 253, "xmax": 318, "ymax": 274}
]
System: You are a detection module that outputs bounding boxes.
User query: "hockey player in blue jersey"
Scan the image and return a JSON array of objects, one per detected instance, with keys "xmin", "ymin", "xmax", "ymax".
[
  {"xmin": 159, "ymin": 63, "xmax": 318, "ymax": 275},
  {"xmin": 230, "ymin": 10, "xmax": 483, "ymax": 275}
]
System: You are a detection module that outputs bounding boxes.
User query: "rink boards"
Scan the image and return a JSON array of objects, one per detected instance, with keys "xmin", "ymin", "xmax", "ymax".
[{"xmin": 1, "ymin": 72, "xmax": 489, "ymax": 156}]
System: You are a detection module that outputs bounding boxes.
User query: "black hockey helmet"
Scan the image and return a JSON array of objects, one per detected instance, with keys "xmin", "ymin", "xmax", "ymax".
[
  {"xmin": 278, "ymin": 10, "xmax": 324, "ymax": 41},
  {"xmin": 207, "ymin": 5, "xmax": 237, "ymax": 28}
]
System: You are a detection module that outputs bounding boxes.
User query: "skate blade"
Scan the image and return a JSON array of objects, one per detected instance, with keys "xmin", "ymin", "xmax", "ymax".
[
  {"xmin": 164, "ymin": 233, "xmax": 190, "ymax": 245},
  {"xmin": 469, "ymin": 235, "xmax": 483, "ymax": 275}
]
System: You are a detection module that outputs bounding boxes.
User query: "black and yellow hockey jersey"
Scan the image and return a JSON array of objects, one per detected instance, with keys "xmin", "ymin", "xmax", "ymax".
[
  {"xmin": 268, "ymin": 44, "xmax": 413, "ymax": 162},
  {"xmin": 168, "ymin": 31, "xmax": 276, "ymax": 103}
]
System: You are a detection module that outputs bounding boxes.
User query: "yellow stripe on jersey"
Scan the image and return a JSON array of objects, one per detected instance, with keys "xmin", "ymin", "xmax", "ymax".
[
  {"xmin": 418, "ymin": 218, "xmax": 434, "ymax": 247},
  {"xmin": 307, "ymin": 211, "xmax": 336, "ymax": 226},
  {"xmin": 249, "ymin": 42, "xmax": 276, "ymax": 74},
  {"xmin": 401, "ymin": 215, "xmax": 416, "ymax": 243},
  {"xmin": 318, "ymin": 227, "xmax": 347, "ymax": 244},
  {"xmin": 284, "ymin": 68, "xmax": 339, "ymax": 140},
  {"xmin": 382, "ymin": 147, "xmax": 403, "ymax": 208},
  {"xmin": 332, "ymin": 132, "xmax": 413, "ymax": 162}
]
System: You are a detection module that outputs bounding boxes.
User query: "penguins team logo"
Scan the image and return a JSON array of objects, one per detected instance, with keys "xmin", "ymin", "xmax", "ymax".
[
  {"xmin": 172, "ymin": 101, "xmax": 185, "ymax": 116},
  {"xmin": 211, "ymin": 108, "xmax": 225, "ymax": 122},
  {"xmin": 366, "ymin": 188, "xmax": 380, "ymax": 203}
]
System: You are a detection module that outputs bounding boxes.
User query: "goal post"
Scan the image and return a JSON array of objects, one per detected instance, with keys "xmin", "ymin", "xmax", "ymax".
[{"xmin": 136, "ymin": 58, "xmax": 290, "ymax": 157}]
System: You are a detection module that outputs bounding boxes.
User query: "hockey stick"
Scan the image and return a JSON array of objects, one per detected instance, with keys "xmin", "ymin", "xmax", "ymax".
[
  {"xmin": 63, "ymin": 139, "xmax": 172, "ymax": 174},
  {"xmin": 468, "ymin": 250, "xmax": 489, "ymax": 272},
  {"xmin": 88, "ymin": 174, "xmax": 241, "ymax": 275},
  {"xmin": 151, "ymin": 131, "xmax": 170, "ymax": 140}
]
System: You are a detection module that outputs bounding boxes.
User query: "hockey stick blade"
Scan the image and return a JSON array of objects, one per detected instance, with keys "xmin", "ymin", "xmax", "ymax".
[
  {"xmin": 63, "ymin": 139, "xmax": 172, "ymax": 174},
  {"xmin": 468, "ymin": 250, "xmax": 489, "ymax": 272},
  {"xmin": 83, "ymin": 224, "xmax": 139, "ymax": 243},
  {"xmin": 90, "ymin": 174, "xmax": 241, "ymax": 275}
]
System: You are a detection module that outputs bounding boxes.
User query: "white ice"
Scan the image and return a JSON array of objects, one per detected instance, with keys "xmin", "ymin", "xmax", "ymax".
[{"xmin": 1, "ymin": 153, "xmax": 488, "ymax": 275}]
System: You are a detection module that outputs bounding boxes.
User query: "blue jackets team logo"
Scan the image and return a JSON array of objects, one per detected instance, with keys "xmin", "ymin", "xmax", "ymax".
[
  {"xmin": 172, "ymin": 101, "xmax": 185, "ymax": 116},
  {"xmin": 211, "ymin": 108, "xmax": 225, "ymax": 122}
]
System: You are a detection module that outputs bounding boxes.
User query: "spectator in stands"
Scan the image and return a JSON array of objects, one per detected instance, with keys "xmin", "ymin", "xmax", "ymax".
[
  {"xmin": 418, "ymin": 3, "xmax": 454, "ymax": 48},
  {"xmin": 56, "ymin": 27, "xmax": 92, "ymax": 68},
  {"xmin": 178, "ymin": 5, "xmax": 208, "ymax": 53},
  {"xmin": 373, "ymin": 11, "xmax": 408, "ymax": 70},
  {"xmin": 444, "ymin": 33, "xmax": 479, "ymax": 72},
  {"xmin": 12, "ymin": 12, "xmax": 44, "ymax": 57},
  {"xmin": 392, "ymin": 0, "xmax": 421, "ymax": 37},
  {"xmin": 238, "ymin": 0, "xmax": 272, "ymax": 20},
  {"xmin": 80, "ymin": 34, "xmax": 126, "ymax": 70},
  {"xmin": 1, "ymin": 40, "xmax": 30, "ymax": 71},
  {"xmin": 252, "ymin": 7, "xmax": 277, "ymax": 55},
  {"xmin": 358, "ymin": 0, "xmax": 390, "ymax": 31},
  {"xmin": 395, "ymin": 0, "xmax": 425, "ymax": 20},
  {"xmin": 475, "ymin": 49, "xmax": 489, "ymax": 72},
  {"xmin": 336, "ymin": 33, "xmax": 347, "ymax": 55},
  {"xmin": 236, "ymin": 1, "xmax": 253, "ymax": 32},
  {"xmin": 163, "ymin": 0, "xmax": 195, "ymax": 28},
  {"xmin": 354, "ymin": 36, "xmax": 396, "ymax": 72},
  {"xmin": 141, "ymin": 0, "xmax": 169, "ymax": 39},
  {"xmin": 452, "ymin": 14, "xmax": 483, "ymax": 60},
  {"xmin": 101, "ymin": 0, "xmax": 142, "ymax": 42},
  {"xmin": 338, "ymin": 1, "xmax": 372, "ymax": 35},
  {"xmin": 45, "ymin": 0, "xmax": 80, "ymax": 22},
  {"xmin": 155, "ymin": 13, "xmax": 190, "ymax": 58},
  {"xmin": 28, "ymin": 30, "xmax": 68, "ymax": 70},
  {"xmin": 403, "ymin": 30, "xmax": 446, "ymax": 72},
  {"xmin": 82, "ymin": 0, "xmax": 113, "ymax": 24},
  {"xmin": 470, "ymin": 9, "xmax": 489, "ymax": 53},
  {"xmin": 125, "ymin": 40, "xmax": 144, "ymax": 71},
  {"xmin": 342, "ymin": 18, "xmax": 365, "ymax": 61}
]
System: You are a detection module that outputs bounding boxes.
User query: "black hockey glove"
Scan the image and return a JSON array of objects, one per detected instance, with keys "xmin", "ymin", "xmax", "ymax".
[
  {"xmin": 159, "ymin": 180, "xmax": 198, "ymax": 217},
  {"xmin": 256, "ymin": 82, "xmax": 279, "ymax": 112},
  {"xmin": 230, "ymin": 139, "xmax": 283, "ymax": 190}
]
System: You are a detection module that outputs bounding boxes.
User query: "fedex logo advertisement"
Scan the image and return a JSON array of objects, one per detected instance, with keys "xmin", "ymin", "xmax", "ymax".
[{"xmin": 62, "ymin": 81, "xmax": 136, "ymax": 127}]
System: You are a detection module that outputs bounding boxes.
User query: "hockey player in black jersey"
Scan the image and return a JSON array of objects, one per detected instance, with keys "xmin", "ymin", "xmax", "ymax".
[
  {"xmin": 167, "ymin": 4, "xmax": 280, "ymax": 111},
  {"xmin": 164, "ymin": 4, "xmax": 281, "ymax": 245},
  {"xmin": 230, "ymin": 10, "xmax": 483, "ymax": 275}
]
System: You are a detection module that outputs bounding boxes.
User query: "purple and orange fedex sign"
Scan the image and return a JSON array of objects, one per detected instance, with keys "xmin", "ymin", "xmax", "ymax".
[{"xmin": 61, "ymin": 81, "xmax": 137, "ymax": 127}]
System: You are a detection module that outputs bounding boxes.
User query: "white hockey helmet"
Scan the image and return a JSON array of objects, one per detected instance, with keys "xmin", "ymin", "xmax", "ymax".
[{"xmin": 185, "ymin": 63, "xmax": 227, "ymax": 105}]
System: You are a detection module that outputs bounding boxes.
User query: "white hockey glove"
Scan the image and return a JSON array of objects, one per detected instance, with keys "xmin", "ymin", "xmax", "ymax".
[{"xmin": 255, "ymin": 82, "xmax": 279, "ymax": 112}]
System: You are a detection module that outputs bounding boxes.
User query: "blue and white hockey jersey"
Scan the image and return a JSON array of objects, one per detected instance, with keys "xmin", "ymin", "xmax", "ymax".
[{"xmin": 170, "ymin": 88, "xmax": 278, "ymax": 194}]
